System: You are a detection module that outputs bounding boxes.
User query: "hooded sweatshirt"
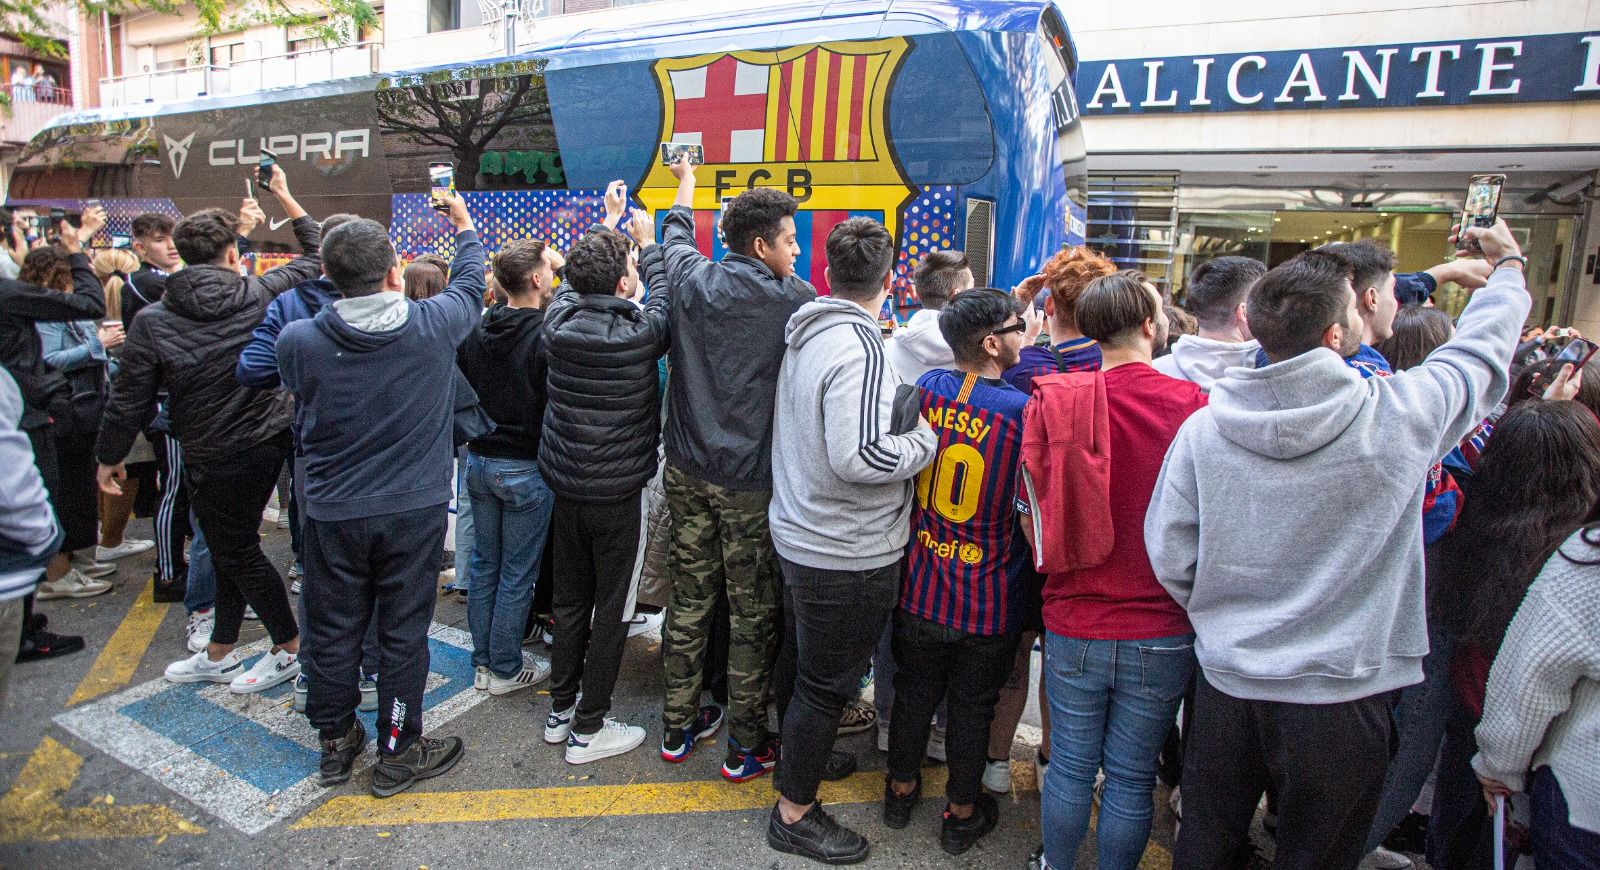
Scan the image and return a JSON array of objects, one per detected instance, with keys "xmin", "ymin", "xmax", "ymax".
[
  {"xmin": 1153, "ymin": 334, "xmax": 1260, "ymax": 392},
  {"xmin": 885, "ymin": 307, "xmax": 954, "ymax": 385},
  {"xmin": 278, "ymin": 231, "xmax": 483, "ymax": 523},
  {"xmin": 1144, "ymin": 268, "xmax": 1529, "ymax": 705},
  {"xmin": 769, "ymin": 296, "xmax": 937, "ymax": 571},
  {"xmin": 457, "ymin": 304, "xmax": 546, "ymax": 460}
]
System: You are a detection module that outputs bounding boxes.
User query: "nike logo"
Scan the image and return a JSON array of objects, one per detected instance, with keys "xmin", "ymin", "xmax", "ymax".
[{"xmin": 270, "ymin": 216, "xmax": 293, "ymax": 231}]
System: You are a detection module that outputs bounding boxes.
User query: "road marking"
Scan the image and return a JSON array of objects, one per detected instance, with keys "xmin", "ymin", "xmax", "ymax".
[
  {"xmin": 67, "ymin": 577, "xmax": 171, "ymax": 707},
  {"xmin": 294, "ymin": 768, "xmax": 955, "ymax": 829},
  {"xmin": 0, "ymin": 736, "xmax": 205, "ymax": 844},
  {"xmin": 54, "ymin": 623, "xmax": 488, "ymax": 835}
]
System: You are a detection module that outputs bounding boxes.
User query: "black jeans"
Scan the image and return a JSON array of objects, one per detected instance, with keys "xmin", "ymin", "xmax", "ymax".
[
  {"xmin": 775, "ymin": 555, "xmax": 899, "ymax": 806},
  {"xmin": 302, "ymin": 504, "xmax": 445, "ymax": 755},
  {"xmin": 887, "ymin": 609, "xmax": 1015, "ymax": 806},
  {"xmin": 1175, "ymin": 674, "xmax": 1397, "ymax": 870},
  {"xmin": 550, "ymin": 492, "xmax": 644, "ymax": 735},
  {"xmin": 186, "ymin": 433, "xmax": 295, "ymax": 646}
]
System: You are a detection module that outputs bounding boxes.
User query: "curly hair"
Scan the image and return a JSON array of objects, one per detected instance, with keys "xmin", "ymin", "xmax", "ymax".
[
  {"xmin": 721, "ymin": 187, "xmax": 797, "ymax": 256},
  {"xmin": 565, "ymin": 227, "xmax": 629, "ymax": 296},
  {"xmin": 20, "ymin": 245, "xmax": 72, "ymax": 292},
  {"xmin": 172, "ymin": 208, "xmax": 240, "ymax": 266},
  {"xmin": 1040, "ymin": 246, "xmax": 1116, "ymax": 329}
]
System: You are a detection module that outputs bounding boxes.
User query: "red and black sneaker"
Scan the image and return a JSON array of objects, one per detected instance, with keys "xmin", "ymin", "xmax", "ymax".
[
  {"xmin": 722, "ymin": 734, "xmax": 780, "ymax": 782},
  {"xmin": 16, "ymin": 629, "xmax": 85, "ymax": 663}
]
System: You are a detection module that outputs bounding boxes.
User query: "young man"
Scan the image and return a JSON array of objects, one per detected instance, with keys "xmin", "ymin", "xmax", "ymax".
[
  {"xmin": 885, "ymin": 249, "xmax": 973, "ymax": 385},
  {"xmin": 1154, "ymin": 256, "xmax": 1265, "ymax": 391},
  {"xmin": 1036, "ymin": 273, "xmax": 1206, "ymax": 870},
  {"xmin": 539, "ymin": 212, "xmax": 673, "ymax": 764},
  {"xmin": 1002, "ymin": 246, "xmax": 1117, "ymax": 395},
  {"xmin": 455, "ymin": 236, "xmax": 562, "ymax": 698},
  {"xmin": 766, "ymin": 217, "xmax": 937, "ymax": 864},
  {"xmin": 657, "ymin": 158, "xmax": 814, "ymax": 779},
  {"xmin": 98, "ymin": 180, "xmax": 315, "ymax": 693},
  {"xmin": 1146, "ymin": 221, "xmax": 1530, "ymax": 869},
  {"xmin": 882, "ymin": 289, "xmax": 1030, "ymax": 855},
  {"xmin": 277, "ymin": 195, "xmax": 481, "ymax": 796}
]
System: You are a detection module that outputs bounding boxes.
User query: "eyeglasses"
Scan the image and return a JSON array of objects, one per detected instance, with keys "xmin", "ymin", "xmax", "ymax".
[{"xmin": 989, "ymin": 321, "xmax": 1026, "ymax": 337}]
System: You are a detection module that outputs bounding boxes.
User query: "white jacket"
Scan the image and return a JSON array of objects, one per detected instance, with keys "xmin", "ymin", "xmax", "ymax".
[
  {"xmin": 885, "ymin": 308, "xmax": 954, "ymax": 387},
  {"xmin": 1153, "ymin": 334, "xmax": 1261, "ymax": 392}
]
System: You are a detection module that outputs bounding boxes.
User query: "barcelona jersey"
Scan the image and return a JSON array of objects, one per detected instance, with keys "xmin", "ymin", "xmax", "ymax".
[{"xmin": 901, "ymin": 369, "xmax": 1029, "ymax": 635}]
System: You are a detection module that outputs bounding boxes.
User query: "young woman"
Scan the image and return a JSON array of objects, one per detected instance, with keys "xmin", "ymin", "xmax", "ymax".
[
  {"xmin": 87, "ymin": 249, "xmax": 157, "ymax": 563},
  {"xmin": 1429, "ymin": 400, "xmax": 1600, "ymax": 869}
]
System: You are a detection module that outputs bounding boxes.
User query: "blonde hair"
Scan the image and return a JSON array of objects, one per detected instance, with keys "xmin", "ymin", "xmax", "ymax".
[{"xmin": 93, "ymin": 248, "xmax": 140, "ymax": 322}]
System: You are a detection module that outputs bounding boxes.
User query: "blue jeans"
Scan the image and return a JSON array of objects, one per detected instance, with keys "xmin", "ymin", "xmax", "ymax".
[
  {"xmin": 1043, "ymin": 631, "xmax": 1195, "ymax": 870},
  {"xmin": 185, "ymin": 509, "xmax": 215, "ymax": 615},
  {"xmin": 452, "ymin": 447, "xmax": 475, "ymax": 588},
  {"xmin": 1531, "ymin": 766, "xmax": 1600, "ymax": 870},
  {"xmin": 465, "ymin": 453, "xmax": 553, "ymax": 678}
]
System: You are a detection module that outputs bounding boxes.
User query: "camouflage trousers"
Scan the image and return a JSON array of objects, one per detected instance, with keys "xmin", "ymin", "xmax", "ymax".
[{"xmin": 660, "ymin": 463, "xmax": 780, "ymax": 750}]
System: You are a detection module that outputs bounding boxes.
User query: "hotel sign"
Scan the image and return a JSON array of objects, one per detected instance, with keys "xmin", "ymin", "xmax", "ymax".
[{"xmin": 1077, "ymin": 32, "xmax": 1600, "ymax": 114}]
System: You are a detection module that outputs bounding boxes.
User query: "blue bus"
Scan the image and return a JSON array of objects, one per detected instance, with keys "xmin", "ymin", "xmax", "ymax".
[{"xmin": 9, "ymin": 0, "xmax": 1086, "ymax": 315}]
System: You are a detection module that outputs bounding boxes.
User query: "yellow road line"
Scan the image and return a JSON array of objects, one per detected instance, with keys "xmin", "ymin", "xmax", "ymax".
[
  {"xmin": 67, "ymin": 577, "xmax": 171, "ymax": 706},
  {"xmin": 295, "ymin": 768, "xmax": 953, "ymax": 829},
  {"xmin": 0, "ymin": 736, "xmax": 204, "ymax": 843}
]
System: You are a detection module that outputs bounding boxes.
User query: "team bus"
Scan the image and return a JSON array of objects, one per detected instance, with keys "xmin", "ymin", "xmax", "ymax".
[{"xmin": 8, "ymin": 0, "xmax": 1087, "ymax": 316}]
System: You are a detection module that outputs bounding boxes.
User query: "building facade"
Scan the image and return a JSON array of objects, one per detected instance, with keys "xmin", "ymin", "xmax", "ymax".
[{"xmin": 1068, "ymin": 0, "xmax": 1600, "ymax": 332}]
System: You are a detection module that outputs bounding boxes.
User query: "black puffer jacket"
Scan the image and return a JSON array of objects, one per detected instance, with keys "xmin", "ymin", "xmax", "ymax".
[
  {"xmin": 538, "ymin": 243, "xmax": 670, "ymax": 502},
  {"xmin": 96, "ymin": 216, "xmax": 321, "ymax": 468}
]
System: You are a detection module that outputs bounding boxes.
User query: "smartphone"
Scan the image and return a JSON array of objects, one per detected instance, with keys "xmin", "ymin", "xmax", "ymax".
[
  {"xmin": 1464, "ymin": 174, "xmax": 1505, "ymax": 228},
  {"xmin": 429, "ymin": 162, "xmax": 455, "ymax": 212},
  {"xmin": 110, "ymin": 233, "xmax": 132, "ymax": 249},
  {"xmin": 1528, "ymin": 339, "xmax": 1600, "ymax": 397},
  {"xmin": 257, "ymin": 149, "xmax": 277, "ymax": 186},
  {"xmin": 659, "ymin": 142, "xmax": 705, "ymax": 166},
  {"xmin": 246, "ymin": 178, "xmax": 254, "ymax": 200},
  {"xmin": 85, "ymin": 198, "xmax": 102, "ymax": 211}
]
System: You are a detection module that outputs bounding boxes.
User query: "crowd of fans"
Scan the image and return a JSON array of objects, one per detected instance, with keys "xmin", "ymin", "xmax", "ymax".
[{"xmin": 1, "ymin": 161, "xmax": 1597, "ymax": 870}]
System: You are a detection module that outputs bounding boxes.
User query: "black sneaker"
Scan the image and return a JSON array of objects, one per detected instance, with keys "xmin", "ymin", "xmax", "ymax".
[
  {"xmin": 370, "ymin": 735, "xmax": 464, "ymax": 798},
  {"xmin": 882, "ymin": 776, "xmax": 920, "ymax": 829},
  {"xmin": 16, "ymin": 629, "xmax": 85, "ymax": 663},
  {"xmin": 1383, "ymin": 811, "xmax": 1430, "ymax": 854},
  {"xmin": 821, "ymin": 749, "xmax": 857, "ymax": 781},
  {"xmin": 661, "ymin": 705, "xmax": 725, "ymax": 762},
  {"xmin": 934, "ymin": 796, "xmax": 998, "ymax": 857},
  {"xmin": 767, "ymin": 801, "xmax": 870, "ymax": 865},
  {"xmin": 940, "ymin": 792, "xmax": 998, "ymax": 856},
  {"xmin": 319, "ymin": 721, "xmax": 367, "ymax": 786}
]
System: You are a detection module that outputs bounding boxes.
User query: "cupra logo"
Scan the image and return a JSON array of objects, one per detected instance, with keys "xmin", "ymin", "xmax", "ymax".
[{"xmin": 164, "ymin": 132, "xmax": 196, "ymax": 180}]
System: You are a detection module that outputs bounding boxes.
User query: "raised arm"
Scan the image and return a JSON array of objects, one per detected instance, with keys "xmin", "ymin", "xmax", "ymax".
[
  {"xmin": 235, "ymin": 294, "xmax": 290, "ymax": 389},
  {"xmin": 425, "ymin": 192, "xmax": 487, "ymax": 346},
  {"xmin": 255, "ymin": 169, "xmax": 323, "ymax": 297},
  {"xmin": 660, "ymin": 154, "xmax": 710, "ymax": 289},
  {"xmin": 631, "ymin": 209, "xmax": 672, "ymax": 352}
]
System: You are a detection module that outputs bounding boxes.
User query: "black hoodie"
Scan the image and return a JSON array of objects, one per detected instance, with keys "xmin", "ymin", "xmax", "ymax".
[{"xmin": 457, "ymin": 304, "xmax": 547, "ymax": 460}]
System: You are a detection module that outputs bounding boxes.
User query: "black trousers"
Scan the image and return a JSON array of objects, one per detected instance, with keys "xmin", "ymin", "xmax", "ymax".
[
  {"xmin": 51, "ymin": 435, "xmax": 99, "ymax": 553},
  {"xmin": 151, "ymin": 431, "xmax": 191, "ymax": 582},
  {"xmin": 302, "ymin": 504, "xmax": 445, "ymax": 755},
  {"xmin": 1175, "ymin": 674, "xmax": 1397, "ymax": 870},
  {"xmin": 774, "ymin": 555, "xmax": 898, "ymax": 806},
  {"xmin": 887, "ymin": 609, "xmax": 1015, "ymax": 806},
  {"xmin": 186, "ymin": 433, "xmax": 296, "ymax": 646},
  {"xmin": 550, "ymin": 491, "xmax": 644, "ymax": 735}
]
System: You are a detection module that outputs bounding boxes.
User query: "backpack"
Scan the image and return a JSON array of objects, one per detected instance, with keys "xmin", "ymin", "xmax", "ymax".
[{"xmin": 1018, "ymin": 370, "xmax": 1113, "ymax": 573}]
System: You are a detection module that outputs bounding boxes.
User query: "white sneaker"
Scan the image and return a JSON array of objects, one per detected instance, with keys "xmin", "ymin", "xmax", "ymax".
[
  {"xmin": 229, "ymin": 648, "xmax": 300, "ymax": 694},
  {"xmin": 1366, "ymin": 847, "xmax": 1414, "ymax": 870},
  {"xmin": 1169, "ymin": 785, "xmax": 1182, "ymax": 820},
  {"xmin": 545, "ymin": 703, "xmax": 576, "ymax": 744},
  {"xmin": 37, "ymin": 569, "xmax": 113, "ymax": 600},
  {"xmin": 1037, "ymin": 749, "xmax": 1051, "ymax": 783},
  {"xmin": 926, "ymin": 724, "xmax": 947, "ymax": 762},
  {"xmin": 243, "ymin": 606, "xmax": 259, "ymax": 620},
  {"xmin": 96, "ymin": 539, "xmax": 155, "ymax": 561},
  {"xmin": 359, "ymin": 673, "xmax": 379, "ymax": 712},
  {"xmin": 983, "ymin": 758, "xmax": 1012, "ymax": 793},
  {"xmin": 474, "ymin": 665, "xmax": 489, "ymax": 691},
  {"xmin": 185, "ymin": 609, "xmax": 214, "ymax": 653},
  {"xmin": 565, "ymin": 718, "xmax": 645, "ymax": 764},
  {"xmin": 165, "ymin": 649, "xmax": 246, "ymax": 683},
  {"xmin": 289, "ymin": 577, "xmax": 301, "ymax": 595},
  {"xmin": 293, "ymin": 675, "xmax": 308, "ymax": 713},
  {"xmin": 626, "ymin": 610, "xmax": 664, "ymax": 638},
  {"xmin": 487, "ymin": 659, "xmax": 551, "ymax": 696},
  {"xmin": 69, "ymin": 554, "xmax": 117, "ymax": 579}
]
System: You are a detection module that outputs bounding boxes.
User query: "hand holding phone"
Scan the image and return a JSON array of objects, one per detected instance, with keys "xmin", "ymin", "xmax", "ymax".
[
  {"xmin": 1451, "ymin": 218, "xmax": 1520, "ymax": 263},
  {"xmin": 660, "ymin": 142, "xmax": 705, "ymax": 167},
  {"xmin": 257, "ymin": 149, "xmax": 277, "ymax": 187},
  {"xmin": 429, "ymin": 162, "xmax": 456, "ymax": 213}
]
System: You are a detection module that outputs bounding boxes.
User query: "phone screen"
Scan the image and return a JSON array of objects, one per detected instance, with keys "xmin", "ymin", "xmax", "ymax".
[
  {"xmin": 659, "ymin": 142, "xmax": 705, "ymax": 166},
  {"xmin": 429, "ymin": 162, "xmax": 455, "ymax": 211},
  {"xmin": 111, "ymin": 233, "xmax": 132, "ymax": 249},
  {"xmin": 258, "ymin": 149, "xmax": 277, "ymax": 186},
  {"xmin": 1555, "ymin": 338, "xmax": 1599, "ymax": 366},
  {"xmin": 1464, "ymin": 174, "xmax": 1505, "ymax": 228}
]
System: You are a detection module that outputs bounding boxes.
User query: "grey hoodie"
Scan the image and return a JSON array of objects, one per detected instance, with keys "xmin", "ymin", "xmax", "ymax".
[
  {"xmin": 885, "ymin": 307, "xmax": 954, "ymax": 386},
  {"xmin": 1145, "ymin": 269, "xmax": 1529, "ymax": 704},
  {"xmin": 769, "ymin": 296, "xmax": 937, "ymax": 571},
  {"xmin": 1153, "ymin": 334, "xmax": 1260, "ymax": 392}
]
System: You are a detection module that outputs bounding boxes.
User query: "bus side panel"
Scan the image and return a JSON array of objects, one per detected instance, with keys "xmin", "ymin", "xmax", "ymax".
[
  {"xmin": 546, "ymin": 61, "xmax": 665, "ymax": 191},
  {"xmin": 953, "ymin": 28, "xmax": 1070, "ymax": 289}
]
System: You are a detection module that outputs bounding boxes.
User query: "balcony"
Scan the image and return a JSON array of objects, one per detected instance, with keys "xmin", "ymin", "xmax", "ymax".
[
  {"xmin": 1, "ymin": 88, "xmax": 74, "ymax": 146},
  {"xmin": 99, "ymin": 43, "xmax": 384, "ymax": 108}
]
